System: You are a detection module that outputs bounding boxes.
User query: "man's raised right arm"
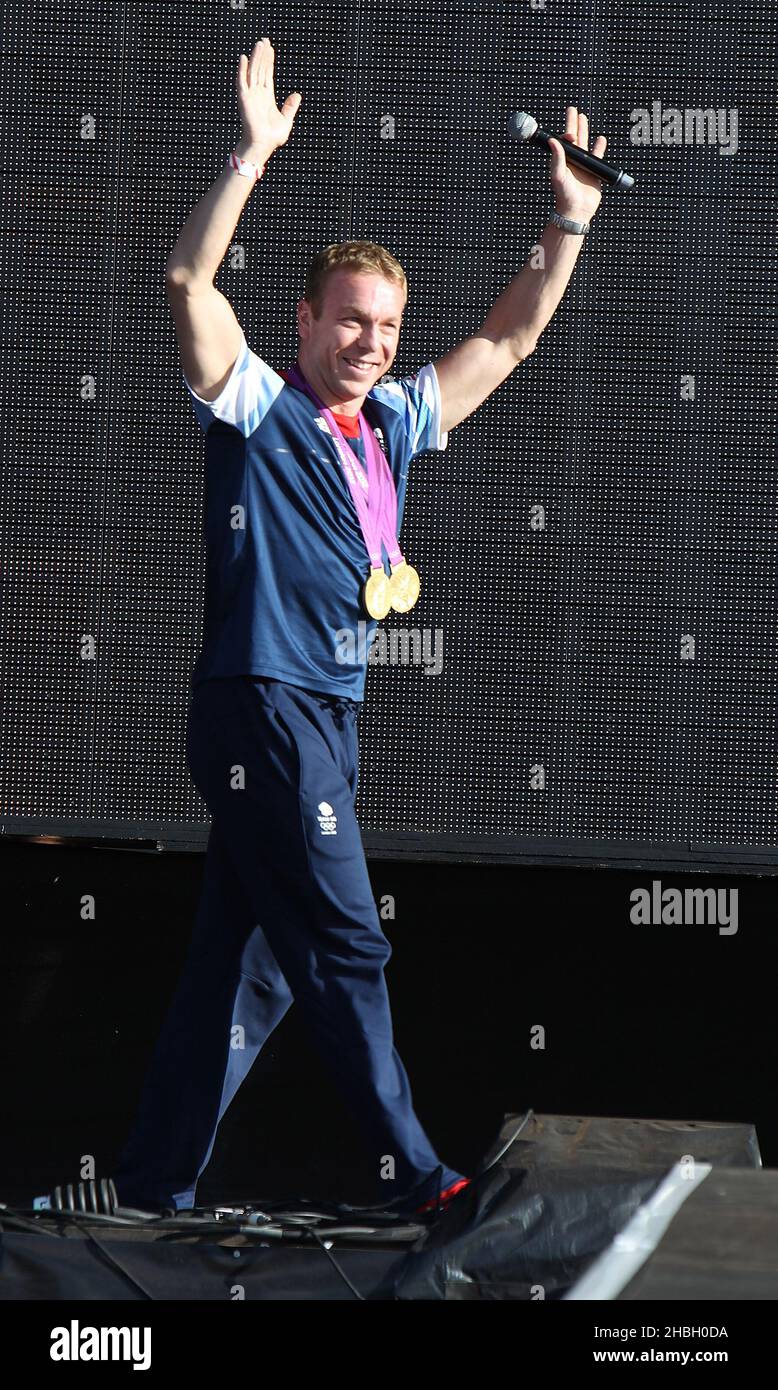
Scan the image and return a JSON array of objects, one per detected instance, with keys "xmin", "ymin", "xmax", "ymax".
[{"xmin": 165, "ymin": 38, "xmax": 302, "ymax": 402}]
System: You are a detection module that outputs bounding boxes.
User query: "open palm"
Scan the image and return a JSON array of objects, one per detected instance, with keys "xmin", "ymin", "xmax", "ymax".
[{"xmin": 237, "ymin": 37, "xmax": 302, "ymax": 153}]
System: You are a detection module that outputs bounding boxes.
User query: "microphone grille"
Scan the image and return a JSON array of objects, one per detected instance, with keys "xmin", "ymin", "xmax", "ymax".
[{"xmin": 507, "ymin": 111, "xmax": 538, "ymax": 141}]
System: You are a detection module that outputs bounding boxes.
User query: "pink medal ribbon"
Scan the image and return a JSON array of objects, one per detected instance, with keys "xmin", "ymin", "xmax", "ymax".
[{"xmin": 283, "ymin": 362, "xmax": 409, "ymax": 615}]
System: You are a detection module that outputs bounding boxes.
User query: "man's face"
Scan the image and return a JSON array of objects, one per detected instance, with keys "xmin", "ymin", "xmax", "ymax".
[{"xmin": 296, "ymin": 268, "xmax": 405, "ymax": 412}]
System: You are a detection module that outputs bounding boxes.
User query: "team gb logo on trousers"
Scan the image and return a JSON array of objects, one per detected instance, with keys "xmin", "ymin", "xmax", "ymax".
[{"xmin": 317, "ymin": 801, "xmax": 338, "ymax": 834}]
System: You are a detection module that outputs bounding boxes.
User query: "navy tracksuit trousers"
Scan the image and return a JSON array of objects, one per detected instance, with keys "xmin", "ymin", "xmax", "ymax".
[{"xmin": 113, "ymin": 675, "xmax": 464, "ymax": 1211}]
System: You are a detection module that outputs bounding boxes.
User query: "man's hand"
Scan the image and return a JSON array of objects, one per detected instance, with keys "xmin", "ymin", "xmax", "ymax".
[
  {"xmin": 548, "ymin": 105, "xmax": 608, "ymax": 223},
  {"xmin": 236, "ymin": 37, "xmax": 302, "ymax": 161}
]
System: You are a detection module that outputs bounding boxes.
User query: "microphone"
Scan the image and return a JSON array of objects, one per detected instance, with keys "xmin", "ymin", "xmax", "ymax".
[{"xmin": 507, "ymin": 111, "xmax": 635, "ymax": 189}]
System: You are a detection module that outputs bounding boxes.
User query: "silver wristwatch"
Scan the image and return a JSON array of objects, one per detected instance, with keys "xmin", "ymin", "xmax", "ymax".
[{"xmin": 549, "ymin": 209, "xmax": 591, "ymax": 235}]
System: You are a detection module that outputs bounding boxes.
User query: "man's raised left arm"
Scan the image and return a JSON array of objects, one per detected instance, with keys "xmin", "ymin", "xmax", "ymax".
[{"xmin": 433, "ymin": 106, "xmax": 609, "ymax": 436}]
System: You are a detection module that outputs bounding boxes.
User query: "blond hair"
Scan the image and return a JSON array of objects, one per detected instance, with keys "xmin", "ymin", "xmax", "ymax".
[{"xmin": 304, "ymin": 241, "xmax": 408, "ymax": 319}]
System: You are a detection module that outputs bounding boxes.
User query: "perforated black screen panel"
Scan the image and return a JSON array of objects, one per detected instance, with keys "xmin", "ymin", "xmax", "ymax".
[{"xmin": 2, "ymin": 0, "xmax": 775, "ymax": 868}]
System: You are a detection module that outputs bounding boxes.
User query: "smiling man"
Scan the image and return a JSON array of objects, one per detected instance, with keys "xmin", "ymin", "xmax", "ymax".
[
  {"xmin": 113, "ymin": 38, "xmax": 607, "ymax": 1221},
  {"xmin": 298, "ymin": 265, "xmax": 405, "ymax": 402}
]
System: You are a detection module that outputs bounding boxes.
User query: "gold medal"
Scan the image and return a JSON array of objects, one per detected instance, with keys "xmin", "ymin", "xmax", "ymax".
[
  {"xmin": 388, "ymin": 559, "xmax": 421, "ymax": 612},
  {"xmin": 363, "ymin": 565, "xmax": 392, "ymax": 619}
]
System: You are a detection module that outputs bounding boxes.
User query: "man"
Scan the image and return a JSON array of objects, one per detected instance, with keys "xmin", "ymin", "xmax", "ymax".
[{"xmin": 113, "ymin": 39, "xmax": 607, "ymax": 1218}]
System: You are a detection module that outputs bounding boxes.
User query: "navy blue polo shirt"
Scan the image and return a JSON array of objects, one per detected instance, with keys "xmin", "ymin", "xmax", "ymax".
[{"xmin": 182, "ymin": 332, "xmax": 449, "ymax": 701}]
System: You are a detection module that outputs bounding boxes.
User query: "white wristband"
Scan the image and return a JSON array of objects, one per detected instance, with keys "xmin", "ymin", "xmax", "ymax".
[{"xmin": 227, "ymin": 150, "xmax": 265, "ymax": 182}]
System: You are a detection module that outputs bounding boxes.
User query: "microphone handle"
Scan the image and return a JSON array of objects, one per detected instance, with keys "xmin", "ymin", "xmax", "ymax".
[{"xmin": 534, "ymin": 125, "xmax": 634, "ymax": 188}]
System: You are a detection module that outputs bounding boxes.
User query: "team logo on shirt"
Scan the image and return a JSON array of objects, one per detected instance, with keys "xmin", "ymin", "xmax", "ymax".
[
  {"xmin": 316, "ymin": 414, "xmax": 387, "ymax": 456},
  {"xmin": 317, "ymin": 800, "xmax": 338, "ymax": 835}
]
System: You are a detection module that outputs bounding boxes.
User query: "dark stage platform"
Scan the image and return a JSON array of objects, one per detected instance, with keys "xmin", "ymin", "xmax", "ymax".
[{"xmin": 2, "ymin": 1112, "xmax": 775, "ymax": 1301}]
